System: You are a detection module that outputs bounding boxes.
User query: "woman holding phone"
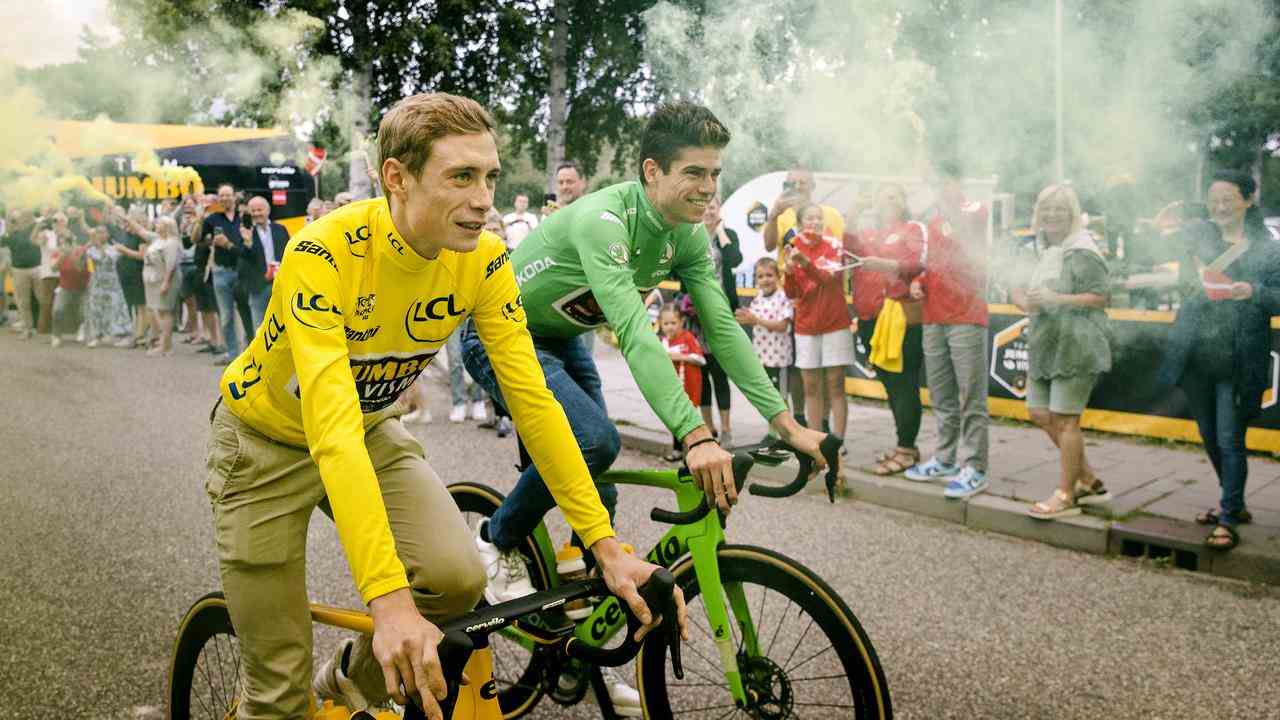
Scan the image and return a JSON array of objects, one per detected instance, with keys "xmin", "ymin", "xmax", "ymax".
[{"xmin": 1158, "ymin": 170, "xmax": 1280, "ymax": 550}]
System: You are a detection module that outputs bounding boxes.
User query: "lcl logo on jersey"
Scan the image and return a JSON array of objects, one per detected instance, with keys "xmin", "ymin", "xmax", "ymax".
[
  {"xmin": 404, "ymin": 295, "xmax": 465, "ymax": 342},
  {"xmin": 291, "ymin": 292, "xmax": 342, "ymax": 331},
  {"xmin": 345, "ymin": 225, "xmax": 372, "ymax": 257}
]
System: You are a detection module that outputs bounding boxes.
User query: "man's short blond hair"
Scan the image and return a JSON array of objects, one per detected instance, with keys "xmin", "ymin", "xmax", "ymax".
[{"xmin": 378, "ymin": 93, "xmax": 496, "ymax": 180}]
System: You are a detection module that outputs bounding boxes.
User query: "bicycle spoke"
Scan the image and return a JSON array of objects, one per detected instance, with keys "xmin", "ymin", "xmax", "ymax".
[
  {"xmin": 713, "ymin": 704, "xmax": 741, "ymax": 720},
  {"xmin": 213, "ymin": 634, "xmax": 232, "ymax": 707},
  {"xmin": 781, "ymin": 615, "xmax": 815, "ymax": 671},
  {"xmin": 787, "ymin": 673, "xmax": 850, "ymax": 682},
  {"xmin": 786, "ymin": 643, "xmax": 836, "ymax": 675},
  {"xmin": 764, "ymin": 595, "xmax": 793, "ymax": 657},
  {"xmin": 754, "ymin": 584, "xmax": 767, "ymax": 649},
  {"xmin": 674, "ymin": 651, "xmax": 731, "ymax": 687},
  {"xmin": 793, "ymin": 701, "xmax": 857, "ymax": 708},
  {"xmin": 193, "ymin": 657, "xmax": 216, "ymax": 718}
]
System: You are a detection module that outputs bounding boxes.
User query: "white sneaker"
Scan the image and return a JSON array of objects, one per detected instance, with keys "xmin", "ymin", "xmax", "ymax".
[
  {"xmin": 86, "ymin": 338, "xmax": 99, "ymax": 348},
  {"xmin": 403, "ymin": 408, "xmax": 432, "ymax": 424},
  {"xmin": 50, "ymin": 336, "xmax": 61, "ymax": 348},
  {"xmin": 449, "ymin": 404, "xmax": 467, "ymax": 423},
  {"xmin": 470, "ymin": 400, "xmax": 487, "ymax": 422},
  {"xmin": 474, "ymin": 520, "xmax": 535, "ymax": 604},
  {"xmin": 602, "ymin": 667, "xmax": 642, "ymax": 717},
  {"xmin": 113, "ymin": 337, "xmax": 134, "ymax": 348},
  {"xmin": 313, "ymin": 639, "xmax": 373, "ymax": 710}
]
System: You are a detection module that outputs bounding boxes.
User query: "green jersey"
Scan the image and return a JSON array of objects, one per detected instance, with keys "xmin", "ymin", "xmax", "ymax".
[{"xmin": 511, "ymin": 181, "xmax": 787, "ymax": 438}]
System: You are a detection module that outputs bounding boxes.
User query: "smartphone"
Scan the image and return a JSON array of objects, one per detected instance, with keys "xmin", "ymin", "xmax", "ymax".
[
  {"xmin": 544, "ymin": 192, "xmax": 557, "ymax": 205},
  {"xmin": 241, "ymin": 213, "xmax": 252, "ymax": 229}
]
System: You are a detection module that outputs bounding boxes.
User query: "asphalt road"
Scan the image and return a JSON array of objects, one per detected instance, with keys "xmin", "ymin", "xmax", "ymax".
[{"xmin": 1, "ymin": 330, "xmax": 1278, "ymax": 719}]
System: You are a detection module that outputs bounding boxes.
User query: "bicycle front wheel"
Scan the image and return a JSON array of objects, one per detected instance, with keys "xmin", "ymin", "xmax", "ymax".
[
  {"xmin": 168, "ymin": 592, "xmax": 240, "ymax": 720},
  {"xmin": 637, "ymin": 545, "xmax": 892, "ymax": 719},
  {"xmin": 448, "ymin": 481, "xmax": 552, "ymax": 719}
]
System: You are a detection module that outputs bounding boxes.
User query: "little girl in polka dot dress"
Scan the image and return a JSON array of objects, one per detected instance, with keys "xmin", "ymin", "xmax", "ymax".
[{"xmin": 736, "ymin": 257, "xmax": 794, "ymax": 396}]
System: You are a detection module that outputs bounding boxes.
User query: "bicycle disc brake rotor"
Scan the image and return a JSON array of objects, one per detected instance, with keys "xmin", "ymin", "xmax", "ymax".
[{"xmin": 739, "ymin": 653, "xmax": 794, "ymax": 719}]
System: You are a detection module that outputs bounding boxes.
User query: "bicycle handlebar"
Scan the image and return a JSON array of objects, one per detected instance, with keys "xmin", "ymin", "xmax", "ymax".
[
  {"xmin": 748, "ymin": 433, "xmax": 844, "ymax": 503},
  {"xmin": 564, "ymin": 568, "xmax": 683, "ymax": 679},
  {"xmin": 649, "ymin": 433, "xmax": 845, "ymax": 525},
  {"xmin": 413, "ymin": 570, "xmax": 684, "ymax": 719}
]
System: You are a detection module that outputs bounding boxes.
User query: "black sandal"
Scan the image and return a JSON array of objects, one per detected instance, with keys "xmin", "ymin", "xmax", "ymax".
[
  {"xmin": 1195, "ymin": 508, "xmax": 1253, "ymax": 525},
  {"xmin": 1204, "ymin": 524, "xmax": 1239, "ymax": 551}
]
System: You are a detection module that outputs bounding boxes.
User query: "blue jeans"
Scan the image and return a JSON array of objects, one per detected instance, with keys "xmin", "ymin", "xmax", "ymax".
[
  {"xmin": 447, "ymin": 332, "xmax": 484, "ymax": 407},
  {"xmin": 248, "ymin": 284, "xmax": 271, "ymax": 335},
  {"xmin": 212, "ymin": 268, "xmax": 243, "ymax": 357},
  {"xmin": 461, "ymin": 320, "xmax": 619, "ymax": 551},
  {"xmin": 1183, "ymin": 377, "xmax": 1248, "ymax": 526}
]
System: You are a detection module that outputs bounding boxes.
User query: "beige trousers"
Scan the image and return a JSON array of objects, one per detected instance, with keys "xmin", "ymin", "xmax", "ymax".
[
  {"xmin": 206, "ymin": 403, "xmax": 485, "ymax": 719},
  {"xmin": 9, "ymin": 267, "xmax": 35, "ymax": 331}
]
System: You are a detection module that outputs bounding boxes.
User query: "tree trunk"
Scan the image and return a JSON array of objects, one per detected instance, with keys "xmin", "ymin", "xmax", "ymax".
[
  {"xmin": 545, "ymin": 0, "xmax": 569, "ymax": 193},
  {"xmin": 348, "ymin": 67, "xmax": 373, "ymax": 200}
]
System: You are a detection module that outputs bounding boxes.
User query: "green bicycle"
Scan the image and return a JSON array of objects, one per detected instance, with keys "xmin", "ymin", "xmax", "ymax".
[{"xmin": 449, "ymin": 435, "xmax": 892, "ymax": 719}]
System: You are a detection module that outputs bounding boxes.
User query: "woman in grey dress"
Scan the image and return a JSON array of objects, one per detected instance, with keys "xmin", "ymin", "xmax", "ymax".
[{"xmin": 83, "ymin": 226, "xmax": 134, "ymax": 347}]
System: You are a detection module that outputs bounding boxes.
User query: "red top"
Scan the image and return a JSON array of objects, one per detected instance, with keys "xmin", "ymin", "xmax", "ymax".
[
  {"xmin": 920, "ymin": 203, "xmax": 988, "ymax": 326},
  {"xmin": 57, "ymin": 246, "xmax": 91, "ymax": 292},
  {"xmin": 663, "ymin": 330, "xmax": 704, "ymax": 405},
  {"xmin": 845, "ymin": 221, "xmax": 924, "ymax": 320},
  {"xmin": 784, "ymin": 231, "xmax": 850, "ymax": 335}
]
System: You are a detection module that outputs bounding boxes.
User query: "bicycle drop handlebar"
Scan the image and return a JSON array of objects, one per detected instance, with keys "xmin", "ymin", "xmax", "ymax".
[
  {"xmin": 650, "ymin": 433, "xmax": 845, "ymax": 526},
  {"xmin": 410, "ymin": 570, "xmax": 683, "ymax": 719}
]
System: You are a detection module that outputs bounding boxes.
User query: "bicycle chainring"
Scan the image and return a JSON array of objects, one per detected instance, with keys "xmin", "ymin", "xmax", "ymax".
[{"xmin": 738, "ymin": 653, "xmax": 794, "ymax": 719}]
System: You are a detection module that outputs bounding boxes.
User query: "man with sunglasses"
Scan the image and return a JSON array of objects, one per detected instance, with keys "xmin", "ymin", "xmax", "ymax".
[{"xmin": 762, "ymin": 167, "xmax": 846, "ymax": 259}]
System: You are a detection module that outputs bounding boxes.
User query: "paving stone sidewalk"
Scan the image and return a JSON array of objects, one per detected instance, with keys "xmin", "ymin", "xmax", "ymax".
[{"xmin": 589, "ymin": 342, "xmax": 1280, "ymax": 584}]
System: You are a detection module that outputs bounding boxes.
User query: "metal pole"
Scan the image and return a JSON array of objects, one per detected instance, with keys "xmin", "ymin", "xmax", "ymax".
[{"xmin": 1055, "ymin": 0, "xmax": 1065, "ymax": 183}]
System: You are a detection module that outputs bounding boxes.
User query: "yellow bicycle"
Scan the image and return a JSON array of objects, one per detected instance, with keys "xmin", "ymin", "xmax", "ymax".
[{"xmin": 166, "ymin": 570, "xmax": 680, "ymax": 719}]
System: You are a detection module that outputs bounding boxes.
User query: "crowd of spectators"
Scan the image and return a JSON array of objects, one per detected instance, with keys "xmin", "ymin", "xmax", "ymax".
[
  {"xmin": 737, "ymin": 164, "xmax": 1277, "ymax": 551},
  {"xmin": 4, "ymin": 159, "xmax": 1275, "ymax": 552}
]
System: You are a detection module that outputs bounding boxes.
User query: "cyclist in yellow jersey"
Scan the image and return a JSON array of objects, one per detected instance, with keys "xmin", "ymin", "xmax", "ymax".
[{"xmin": 207, "ymin": 93, "xmax": 683, "ymax": 719}]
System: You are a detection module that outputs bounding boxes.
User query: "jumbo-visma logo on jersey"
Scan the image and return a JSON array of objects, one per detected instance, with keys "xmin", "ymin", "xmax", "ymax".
[{"xmin": 349, "ymin": 350, "xmax": 439, "ymax": 413}]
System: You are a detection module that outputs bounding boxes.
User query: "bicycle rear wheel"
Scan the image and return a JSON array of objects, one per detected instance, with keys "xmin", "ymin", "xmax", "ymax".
[
  {"xmin": 637, "ymin": 545, "xmax": 892, "ymax": 719},
  {"xmin": 168, "ymin": 592, "xmax": 240, "ymax": 720},
  {"xmin": 448, "ymin": 481, "xmax": 553, "ymax": 719}
]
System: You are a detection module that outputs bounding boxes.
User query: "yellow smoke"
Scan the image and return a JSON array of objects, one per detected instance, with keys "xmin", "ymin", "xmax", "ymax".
[{"xmin": 0, "ymin": 62, "xmax": 112, "ymax": 209}]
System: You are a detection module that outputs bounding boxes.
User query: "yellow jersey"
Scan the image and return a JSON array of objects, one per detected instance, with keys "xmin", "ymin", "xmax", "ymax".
[{"xmin": 219, "ymin": 198, "xmax": 613, "ymax": 603}]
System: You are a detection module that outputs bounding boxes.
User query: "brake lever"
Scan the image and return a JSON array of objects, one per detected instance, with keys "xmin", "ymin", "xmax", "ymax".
[{"xmin": 636, "ymin": 568, "xmax": 684, "ymax": 680}]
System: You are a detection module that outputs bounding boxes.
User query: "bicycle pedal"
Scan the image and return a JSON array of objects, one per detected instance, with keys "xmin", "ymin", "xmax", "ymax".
[{"xmin": 548, "ymin": 663, "xmax": 590, "ymax": 705}]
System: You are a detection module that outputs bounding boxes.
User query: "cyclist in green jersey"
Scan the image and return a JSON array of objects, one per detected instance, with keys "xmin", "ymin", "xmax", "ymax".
[{"xmin": 461, "ymin": 101, "xmax": 829, "ymax": 601}]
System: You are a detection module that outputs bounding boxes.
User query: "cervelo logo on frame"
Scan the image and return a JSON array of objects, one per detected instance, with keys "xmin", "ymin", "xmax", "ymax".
[
  {"xmin": 404, "ymin": 294, "xmax": 465, "ymax": 343},
  {"xmin": 291, "ymin": 292, "xmax": 342, "ymax": 331}
]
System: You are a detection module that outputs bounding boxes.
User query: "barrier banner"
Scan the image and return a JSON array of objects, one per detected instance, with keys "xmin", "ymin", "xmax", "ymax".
[{"xmin": 848, "ymin": 306, "xmax": 1280, "ymax": 451}]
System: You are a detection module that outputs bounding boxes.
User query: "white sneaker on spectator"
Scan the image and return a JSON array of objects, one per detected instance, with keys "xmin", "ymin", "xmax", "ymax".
[
  {"xmin": 602, "ymin": 667, "xmax": 642, "ymax": 717},
  {"xmin": 86, "ymin": 338, "xmax": 99, "ymax": 348},
  {"xmin": 51, "ymin": 336, "xmax": 61, "ymax": 348},
  {"xmin": 113, "ymin": 337, "xmax": 134, "ymax": 348},
  {"xmin": 470, "ymin": 400, "xmax": 487, "ymax": 422},
  {"xmin": 449, "ymin": 404, "xmax": 467, "ymax": 423},
  {"xmin": 474, "ymin": 520, "xmax": 535, "ymax": 604},
  {"xmin": 76, "ymin": 325, "xmax": 85, "ymax": 343}
]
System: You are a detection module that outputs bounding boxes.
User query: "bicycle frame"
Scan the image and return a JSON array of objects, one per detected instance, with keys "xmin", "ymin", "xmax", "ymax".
[{"xmin": 498, "ymin": 466, "xmax": 759, "ymax": 705}]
